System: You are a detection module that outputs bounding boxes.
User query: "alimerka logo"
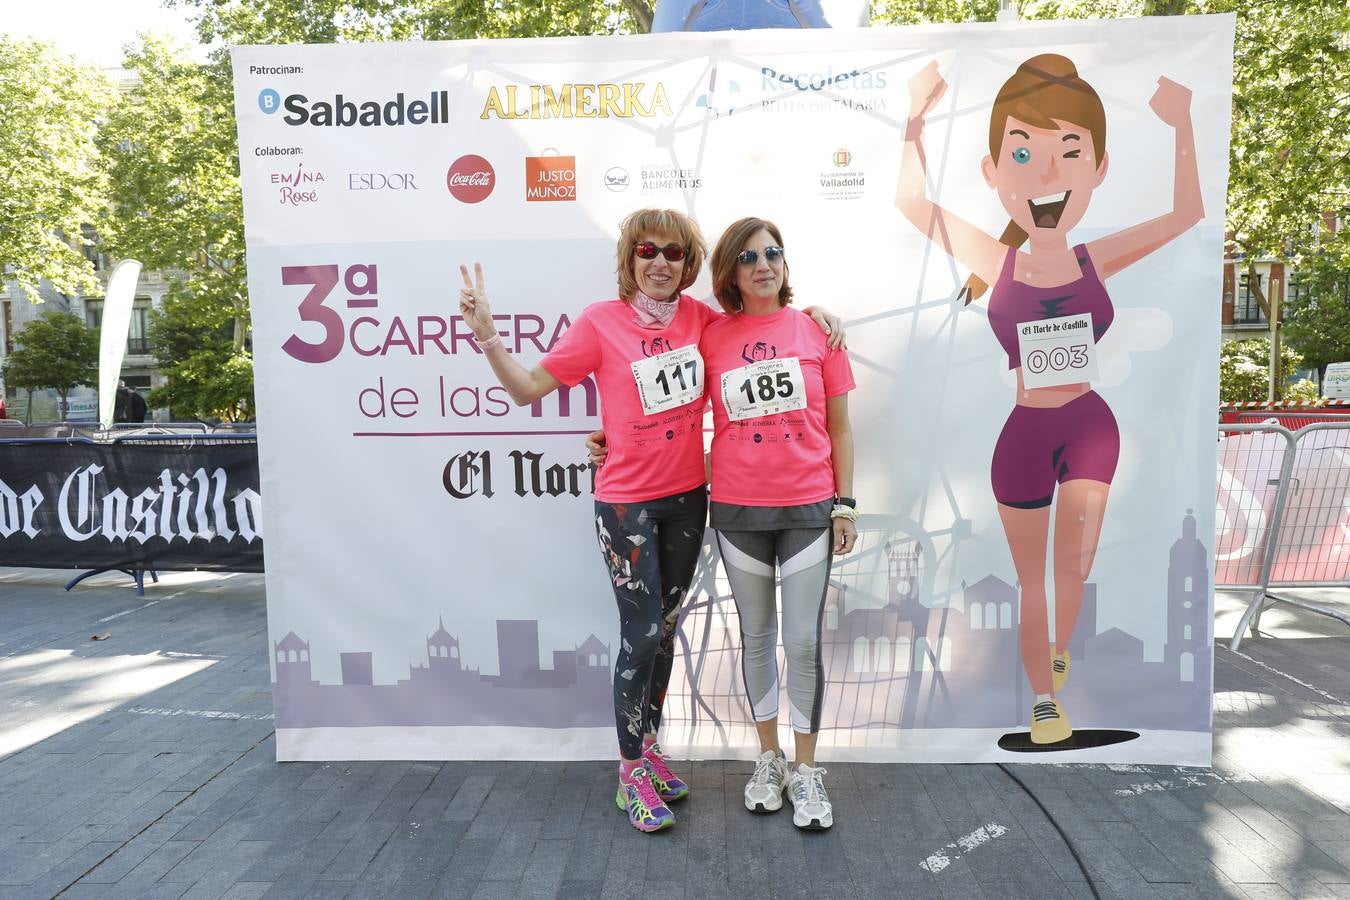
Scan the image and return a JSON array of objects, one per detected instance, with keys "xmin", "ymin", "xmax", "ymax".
[
  {"xmin": 260, "ymin": 88, "xmax": 450, "ymax": 126},
  {"xmin": 481, "ymin": 83, "xmax": 672, "ymax": 119}
]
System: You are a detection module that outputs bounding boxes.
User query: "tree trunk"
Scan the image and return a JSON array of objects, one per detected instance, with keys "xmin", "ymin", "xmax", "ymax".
[
  {"xmin": 1143, "ymin": 0, "xmax": 1191, "ymax": 14},
  {"xmin": 233, "ymin": 292, "xmax": 246, "ymax": 353},
  {"xmin": 624, "ymin": 0, "xmax": 654, "ymax": 32},
  {"xmin": 24, "ymin": 388, "xmax": 32, "ymax": 426},
  {"xmin": 1240, "ymin": 259, "xmax": 1281, "ymax": 402},
  {"xmin": 1245, "ymin": 259, "xmax": 1271, "ymax": 320}
]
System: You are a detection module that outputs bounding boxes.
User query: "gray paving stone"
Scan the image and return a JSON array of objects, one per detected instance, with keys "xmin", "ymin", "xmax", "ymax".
[
  {"xmin": 442, "ymin": 775, "xmax": 498, "ymax": 824},
  {"xmin": 173, "ymin": 840, "xmax": 273, "ymax": 899},
  {"xmin": 394, "ymin": 821, "xmax": 467, "ymax": 882},
  {"xmin": 434, "ymin": 838, "xmax": 498, "ymax": 899},
  {"xmin": 319, "ymin": 818, "xmax": 401, "ymax": 881}
]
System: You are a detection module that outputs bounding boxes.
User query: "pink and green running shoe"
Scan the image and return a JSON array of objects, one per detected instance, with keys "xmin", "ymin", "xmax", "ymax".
[
  {"xmin": 642, "ymin": 741, "xmax": 689, "ymax": 802},
  {"xmin": 615, "ymin": 766, "xmax": 675, "ymax": 833}
]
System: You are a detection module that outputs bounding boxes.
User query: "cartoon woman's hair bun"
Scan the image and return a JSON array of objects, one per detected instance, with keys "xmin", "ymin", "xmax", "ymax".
[{"xmin": 1017, "ymin": 54, "xmax": 1080, "ymax": 82}]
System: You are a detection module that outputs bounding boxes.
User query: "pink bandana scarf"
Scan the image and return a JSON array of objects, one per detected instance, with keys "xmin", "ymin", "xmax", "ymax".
[{"xmin": 632, "ymin": 291, "xmax": 679, "ymax": 329}]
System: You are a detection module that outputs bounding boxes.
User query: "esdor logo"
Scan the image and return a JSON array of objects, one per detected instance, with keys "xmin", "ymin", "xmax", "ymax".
[{"xmin": 446, "ymin": 155, "xmax": 495, "ymax": 203}]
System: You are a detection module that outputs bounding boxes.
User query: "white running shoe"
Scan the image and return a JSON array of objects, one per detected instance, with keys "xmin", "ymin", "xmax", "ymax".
[
  {"xmin": 744, "ymin": 750, "xmax": 790, "ymax": 812},
  {"xmin": 788, "ymin": 763, "xmax": 833, "ymax": 830}
]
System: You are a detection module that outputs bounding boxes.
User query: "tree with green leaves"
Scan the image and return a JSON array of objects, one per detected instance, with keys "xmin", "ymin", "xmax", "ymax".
[
  {"xmin": 169, "ymin": 0, "xmax": 651, "ymax": 42},
  {"xmin": 0, "ymin": 309, "xmax": 99, "ymax": 424},
  {"xmin": 98, "ymin": 36, "xmax": 253, "ymax": 421},
  {"xmin": 1218, "ymin": 337, "xmax": 1311, "ymax": 403},
  {"xmin": 1283, "ymin": 227, "xmax": 1350, "ymax": 376},
  {"xmin": 0, "ymin": 37, "xmax": 114, "ymax": 298}
]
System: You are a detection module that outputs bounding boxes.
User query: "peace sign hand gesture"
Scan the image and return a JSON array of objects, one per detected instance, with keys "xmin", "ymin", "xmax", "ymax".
[{"xmin": 458, "ymin": 262, "xmax": 497, "ymax": 341}]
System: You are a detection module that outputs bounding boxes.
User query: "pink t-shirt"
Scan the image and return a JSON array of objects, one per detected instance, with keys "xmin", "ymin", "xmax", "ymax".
[
  {"xmin": 540, "ymin": 295, "xmax": 717, "ymax": 503},
  {"xmin": 701, "ymin": 306, "xmax": 854, "ymax": 506}
]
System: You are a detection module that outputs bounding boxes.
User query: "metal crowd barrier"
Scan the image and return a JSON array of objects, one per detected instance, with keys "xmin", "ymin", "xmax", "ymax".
[
  {"xmin": 1217, "ymin": 421, "xmax": 1350, "ymax": 650},
  {"xmin": 0, "ymin": 421, "xmax": 245, "ymax": 441}
]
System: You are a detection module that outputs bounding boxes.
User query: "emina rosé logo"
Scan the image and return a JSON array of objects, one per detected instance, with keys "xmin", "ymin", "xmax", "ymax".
[{"xmin": 446, "ymin": 155, "xmax": 495, "ymax": 203}]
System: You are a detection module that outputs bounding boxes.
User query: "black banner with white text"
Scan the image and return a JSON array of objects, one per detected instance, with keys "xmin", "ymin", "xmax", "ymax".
[{"xmin": 0, "ymin": 441, "xmax": 263, "ymax": 572}]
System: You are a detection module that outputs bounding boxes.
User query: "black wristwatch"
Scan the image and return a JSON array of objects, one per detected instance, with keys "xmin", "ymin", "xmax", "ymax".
[{"xmin": 835, "ymin": 496, "xmax": 856, "ymax": 508}]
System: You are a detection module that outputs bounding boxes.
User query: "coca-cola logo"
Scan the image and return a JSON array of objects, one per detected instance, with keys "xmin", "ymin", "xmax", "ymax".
[{"xmin": 446, "ymin": 154, "xmax": 495, "ymax": 203}]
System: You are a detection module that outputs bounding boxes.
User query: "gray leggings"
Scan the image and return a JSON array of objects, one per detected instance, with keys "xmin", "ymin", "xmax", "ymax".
[{"xmin": 715, "ymin": 527, "xmax": 832, "ymax": 733}]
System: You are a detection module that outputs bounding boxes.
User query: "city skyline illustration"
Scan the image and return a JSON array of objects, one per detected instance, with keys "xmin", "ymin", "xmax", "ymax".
[{"xmin": 272, "ymin": 511, "xmax": 1212, "ymax": 734}]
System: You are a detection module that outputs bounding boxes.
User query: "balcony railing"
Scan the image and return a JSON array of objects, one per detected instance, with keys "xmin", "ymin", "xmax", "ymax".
[
  {"xmin": 1232, "ymin": 300, "xmax": 1268, "ymax": 326},
  {"xmin": 126, "ymin": 337, "xmax": 152, "ymax": 354}
]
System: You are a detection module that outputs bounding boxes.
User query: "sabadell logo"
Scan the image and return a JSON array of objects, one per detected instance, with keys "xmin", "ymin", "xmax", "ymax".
[
  {"xmin": 257, "ymin": 87, "xmax": 450, "ymax": 126},
  {"xmin": 446, "ymin": 155, "xmax": 495, "ymax": 203}
]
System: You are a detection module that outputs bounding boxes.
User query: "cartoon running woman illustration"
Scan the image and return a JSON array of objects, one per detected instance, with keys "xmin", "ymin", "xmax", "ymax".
[{"xmin": 897, "ymin": 55, "xmax": 1203, "ymax": 744}]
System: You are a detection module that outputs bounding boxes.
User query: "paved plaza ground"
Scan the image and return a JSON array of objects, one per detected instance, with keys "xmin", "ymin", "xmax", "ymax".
[{"xmin": 2, "ymin": 567, "xmax": 1350, "ymax": 899}]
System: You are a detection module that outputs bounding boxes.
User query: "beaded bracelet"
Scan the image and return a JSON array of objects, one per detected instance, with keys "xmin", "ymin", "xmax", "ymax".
[
  {"xmin": 474, "ymin": 332, "xmax": 503, "ymax": 351},
  {"xmin": 830, "ymin": 504, "xmax": 858, "ymax": 522}
]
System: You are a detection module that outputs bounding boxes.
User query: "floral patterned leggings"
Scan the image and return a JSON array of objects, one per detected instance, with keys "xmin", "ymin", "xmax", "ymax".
[{"xmin": 593, "ymin": 486, "xmax": 707, "ymax": 760}]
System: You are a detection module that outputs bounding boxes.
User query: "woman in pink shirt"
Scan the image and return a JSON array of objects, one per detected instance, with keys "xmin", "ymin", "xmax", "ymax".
[
  {"xmin": 458, "ymin": 208, "xmax": 842, "ymax": 834},
  {"xmin": 700, "ymin": 217, "xmax": 857, "ymax": 830}
]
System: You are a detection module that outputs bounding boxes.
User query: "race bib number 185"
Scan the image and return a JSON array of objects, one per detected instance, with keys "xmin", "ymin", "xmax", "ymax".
[{"xmin": 721, "ymin": 357, "xmax": 807, "ymax": 421}]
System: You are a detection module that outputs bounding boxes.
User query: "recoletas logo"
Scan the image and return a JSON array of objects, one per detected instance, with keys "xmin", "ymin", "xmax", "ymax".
[{"xmin": 258, "ymin": 87, "xmax": 450, "ymax": 126}]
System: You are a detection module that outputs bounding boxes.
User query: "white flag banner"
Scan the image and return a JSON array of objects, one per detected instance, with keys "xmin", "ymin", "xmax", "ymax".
[
  {"xmin": 233, "ymin": 15, "xmax": 1233, "ymax": 764},
  {"xmin": 98, "ymin": 258, "xmax": 142, "ymax": 428}
]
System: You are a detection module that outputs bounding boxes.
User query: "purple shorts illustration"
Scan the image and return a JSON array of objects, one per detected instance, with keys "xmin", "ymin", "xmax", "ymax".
[{"xmin": 991, "ymin": 390, "xmax": 1119, "ymax": 509}]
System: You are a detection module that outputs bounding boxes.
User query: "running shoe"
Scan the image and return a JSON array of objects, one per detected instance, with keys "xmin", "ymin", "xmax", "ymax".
[
  {"xmin": 614, "ymin": 766, "xmax": 675, "ymax": 833},
  {"xmin": 744, "ymin": 749, "xmax": 790, "ymax": 813},
  {"xmin": 788, "ymin": 763, "xmax": 833, "ymax": 830},
  {"xmin": 1052, "ymin": 649, "xmax": 1071, "ymax": 692},
  {"xmin": 1030, "ymin": 698, "xmax": 1072, "ymax": 745},
  {"xmin": 642, "ymin": 741, "xmax": 689, "ymax": 802}
]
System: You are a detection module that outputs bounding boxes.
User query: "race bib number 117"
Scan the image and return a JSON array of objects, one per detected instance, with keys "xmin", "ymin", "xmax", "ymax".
[{"xmin": 630, "ymin": 344, "xmax": 704, "ymax": 416}]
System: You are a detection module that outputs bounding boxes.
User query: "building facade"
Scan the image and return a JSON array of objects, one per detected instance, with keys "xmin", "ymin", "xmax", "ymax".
[
  {"xmin": 1, "ymin": 231, "xmax": 170, "ymax": 422},
  {"xmin": 1221, "ymin": 212, "xmax": 1343, "ymax": 345}
]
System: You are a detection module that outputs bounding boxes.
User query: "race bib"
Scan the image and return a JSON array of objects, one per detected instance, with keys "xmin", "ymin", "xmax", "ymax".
[
  {"xmin": 1016, "ymin": 312, "xmax": 1099, "ymax": 388},
  {"xmin": 630, "ymin": 344, "xmax": 704, "ymax": 416},
  {"xmin": 721, "ymin": 357, "xmax": 807, "ymax": 421}
]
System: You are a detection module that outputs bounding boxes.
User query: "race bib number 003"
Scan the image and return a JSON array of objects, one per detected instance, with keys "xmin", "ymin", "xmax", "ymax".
[
  {"xmin": 721, "ymin": 357, "xmax": 807, "ymax": 421},
  {"xmin": 1016, "ymin": 312, "xmax": 1099, "ymax": 389},
  {"xmin": 630, "ymin": 344, "xmax": 704, "ymax": 416}
]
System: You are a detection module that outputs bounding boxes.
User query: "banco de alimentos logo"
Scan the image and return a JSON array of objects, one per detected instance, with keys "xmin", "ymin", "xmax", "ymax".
[{"xmin": 258, "ymin": 86, "xmax": 450, "ymax": 126}]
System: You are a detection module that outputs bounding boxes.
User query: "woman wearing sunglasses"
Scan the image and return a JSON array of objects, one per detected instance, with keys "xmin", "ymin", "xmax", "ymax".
[
  {"xmin": 457, "ymin": 208, "xmax": 843, "ymax": 834},
  {"xmin": 697, "ymin": 217, "xmax": 856, "ymax": 830}
]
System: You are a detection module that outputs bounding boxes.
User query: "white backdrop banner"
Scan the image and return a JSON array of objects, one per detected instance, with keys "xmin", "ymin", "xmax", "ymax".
[{"xmin": 232, "ymin": 15, "xmax": 1233, "ymax": 764}]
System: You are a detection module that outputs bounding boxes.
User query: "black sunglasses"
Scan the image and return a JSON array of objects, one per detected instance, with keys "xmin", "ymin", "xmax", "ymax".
[
  {"xmin": 737, "ymin": 246, "xmax": 784, "ymax": 266},
  {"xmin": 634, "ymin": 242, "xmax": 689, "ymax": 262}
]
